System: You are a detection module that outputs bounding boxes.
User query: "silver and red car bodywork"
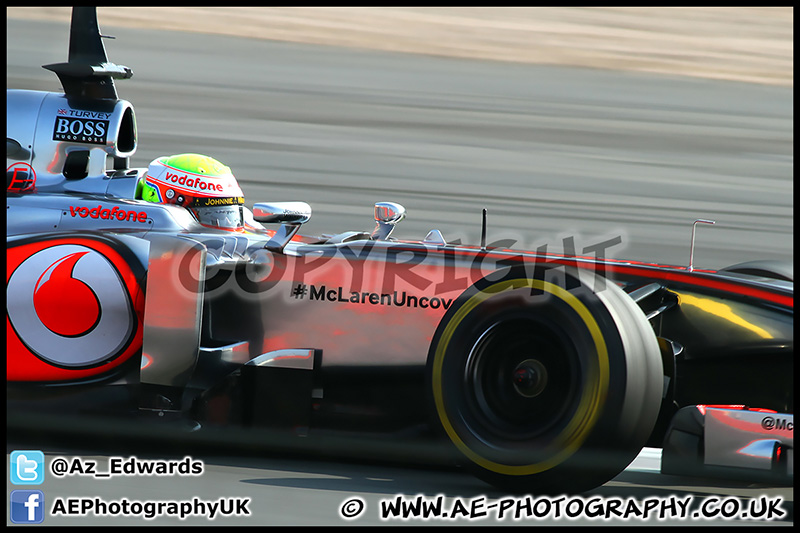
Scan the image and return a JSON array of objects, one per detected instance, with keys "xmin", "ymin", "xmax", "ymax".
[
  {"xmin": 6, "ymin": 8, "xmax": 793, "ymax": 492},
  {"xmin": 662, "ymin": 405, "xmax": 793, "ymax": 483}
]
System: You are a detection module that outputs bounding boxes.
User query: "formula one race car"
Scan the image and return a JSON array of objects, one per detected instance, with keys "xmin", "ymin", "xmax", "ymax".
[{"xmin": 6, "ymin": 8, "xmax": 793, "ymax": 493}]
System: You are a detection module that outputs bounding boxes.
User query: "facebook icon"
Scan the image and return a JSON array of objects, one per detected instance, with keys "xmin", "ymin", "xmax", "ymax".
[{"xmin": 10, "ymin": 490, "xmax": 45, "ymax": 524}]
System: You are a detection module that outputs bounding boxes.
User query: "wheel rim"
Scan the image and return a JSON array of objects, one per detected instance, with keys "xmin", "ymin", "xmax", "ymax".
[{"xmin": 463, "ymin": 318, "xmax": 581, "ymax": 443}]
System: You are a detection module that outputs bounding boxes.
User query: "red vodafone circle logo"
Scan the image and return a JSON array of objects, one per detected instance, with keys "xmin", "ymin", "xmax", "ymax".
[
  {"xmin": 7, "ymin": 244, "xmax": 137, "ymax": 368},
  {"xmin": 33, "ymin": 251, "xmax": 101, "ymax": 337}
]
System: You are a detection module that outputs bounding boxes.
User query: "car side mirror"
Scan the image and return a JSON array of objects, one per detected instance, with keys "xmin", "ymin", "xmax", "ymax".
[
  {"xmin": 371, "ymin": 202, "xmax": 406, "ymax": 241},
  {"xmin": 253, "ymin": 202, "xmax": 311, "ymax": 253},
  {"xmin": 252, "ymin": 202, "xmax": 312, "ymax": 224}
]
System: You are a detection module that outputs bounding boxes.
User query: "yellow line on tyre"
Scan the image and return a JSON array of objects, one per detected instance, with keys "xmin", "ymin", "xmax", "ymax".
[{"xmin": 432, "ymin": 278, "xmax": 610, "ymax": 476}]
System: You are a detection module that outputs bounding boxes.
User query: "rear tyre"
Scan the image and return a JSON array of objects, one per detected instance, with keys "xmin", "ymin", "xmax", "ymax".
[
  {"xmin": 719, "ymin": 260, "xmax": 793, "ymax": 282},
  {"xmin": 427, "ymin": 267, "xmax": 663, "ymax": 493}
]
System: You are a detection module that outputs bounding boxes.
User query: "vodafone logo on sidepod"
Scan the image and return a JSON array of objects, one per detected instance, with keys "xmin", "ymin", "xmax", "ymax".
[{"xmin": 7, "ymin": 244, "xmax": 136, "ymax": 367}]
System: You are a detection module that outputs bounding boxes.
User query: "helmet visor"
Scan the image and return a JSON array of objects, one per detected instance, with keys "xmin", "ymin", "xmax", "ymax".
[{"xmin": 191, "ymin": 205, "xmax": 244, "ymax": 230}]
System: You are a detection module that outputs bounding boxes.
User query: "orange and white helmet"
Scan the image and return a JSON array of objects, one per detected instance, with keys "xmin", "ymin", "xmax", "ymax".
[{"xmin": 139, "ymin": 153, "xmax": 245, "ymax": 229}]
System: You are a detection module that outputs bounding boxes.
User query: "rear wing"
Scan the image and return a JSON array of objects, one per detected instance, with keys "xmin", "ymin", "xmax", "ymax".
[{"xmin": 43, "ymin": 6, "xmax": 133, "ymax": 101}]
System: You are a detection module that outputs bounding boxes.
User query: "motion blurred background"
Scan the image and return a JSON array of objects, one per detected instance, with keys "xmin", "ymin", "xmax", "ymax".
[
  {"xmin": 7, "ymin": 7, "xmax": 793, "ymax": 85},
  {"xmin": 7, "ymin": 7, "xmax": 793, "ymax": 269}
]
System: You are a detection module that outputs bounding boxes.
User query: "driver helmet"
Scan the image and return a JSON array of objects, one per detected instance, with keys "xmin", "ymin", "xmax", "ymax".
[{"xmin": 138, "ymin": 153, "xmax": 245, "ymax": 230}]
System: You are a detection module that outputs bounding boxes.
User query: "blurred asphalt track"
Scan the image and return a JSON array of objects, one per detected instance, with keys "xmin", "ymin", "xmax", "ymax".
[
  {"xmin": 6, "ymin": 15, "xmax": 793, "ymax": 526},
  {"xmin": 7, "ymin": 17, "xmax": 793, "ymax": 270}
]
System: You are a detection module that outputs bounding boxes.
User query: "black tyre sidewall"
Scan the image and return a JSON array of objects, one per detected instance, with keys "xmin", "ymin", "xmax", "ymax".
[{"xmin": 427, "ymin": 266, "xmax": 661, "ymax": 493}]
